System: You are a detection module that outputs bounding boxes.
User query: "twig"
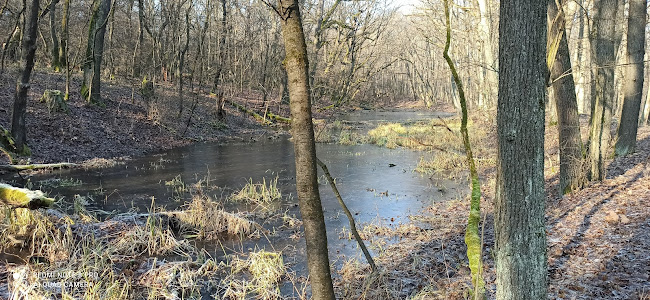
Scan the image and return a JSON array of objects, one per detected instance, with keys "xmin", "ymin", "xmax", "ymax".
[{"xmin": 316, "ymin": 157, "xmax": 377, "ymax": 273}]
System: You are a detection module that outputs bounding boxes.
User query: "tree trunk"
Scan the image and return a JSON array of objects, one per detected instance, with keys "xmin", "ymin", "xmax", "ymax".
[
  {"xmin": 61, "ymin": 0, "xmax": 70, "ymax": 99},
  {"xmin": 82, "ymin": 0, "xmax": 112, "ymax": 104},
  {"xmin": 176, "ymin": 4, "xmax": 191, "ymax": 117},
  {"xmin": 11, "ymin": 0, "xmax": 39, "ymax": 155},
  {"xmin": 211, "ymin": 0, "xmax": 227, "ymax": 119},
  {"xmin": 49, "ymin": 0, "xmax": 61, "ymax": 71},
  {"xmin": 495, "ymin": 0, "xmax": 548, "ymax": 299},
  {"xmin": 615, "ymin": 0, "xmax": 646, "ymax": 156},
  {"xmin": 443, "ymin": 0, "xmax": 484, "ymax": 297},
  {"xmin": 60, "ymin": 0, "xmax": 69, "ymax": 69},
  {"xmin": 277, "ymin": 0, "xmax": 335, "ymax": 299},
  {"xmin": 548, "ymin": 0, "xmax": 586, "ymax": 194},
  {"xmin": 589, "ymin": 0, "xmax": 619, "ymax": 180},
  {"xmin": 476, "ymin": 0, "xmax": 496, "ymax": 107}
]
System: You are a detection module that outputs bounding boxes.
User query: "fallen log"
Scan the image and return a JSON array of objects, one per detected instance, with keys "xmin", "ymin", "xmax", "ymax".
[
  {"xmin": 225, "ymin": 99, "xmax": 273, "ymax": 125},
  {"xmin": 0, "ymin": 162, "xmax": 78, "ymax": 172},
  {"xmin": 266, "ymin": 112, "xmax": 291, "ymax": 123},
  {"xmin": 0, "ymin": 183, "xmax": 54, "ymax": 209}
]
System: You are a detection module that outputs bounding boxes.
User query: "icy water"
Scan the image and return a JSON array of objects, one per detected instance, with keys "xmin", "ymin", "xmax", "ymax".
[{"xmin": 6, "ymin": 110, "xmax": 464, "ymax": 297}]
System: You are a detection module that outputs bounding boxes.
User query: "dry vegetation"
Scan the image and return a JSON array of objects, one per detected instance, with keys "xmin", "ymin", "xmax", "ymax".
[{"xmin": 0, "ymin": 178, "xmax": 296, "ymax": 299}]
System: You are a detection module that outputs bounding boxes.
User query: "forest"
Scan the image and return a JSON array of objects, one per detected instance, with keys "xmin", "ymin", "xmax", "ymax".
[{"xmin": 0, "ymin": 0, "xmax": 649, "ymax": 298}]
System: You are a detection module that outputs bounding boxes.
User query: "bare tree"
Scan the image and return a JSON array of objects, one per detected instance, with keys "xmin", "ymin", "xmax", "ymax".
[
  {"xmin": 274, "ymin": 0, "xmax": 335, "ymax": 298},
  {"xmin": 47, "ymin": 0, "xmax": 62, "ymax": 71},
  {"xmin": 211, "ymin": 0, "xmax": 227, "ymax": 119},
  {"xmin": 589, "ymin": 0, "xmax": 620, "ymax": 180},
  {"xmin": 615, "ymin": 0, "xmax": 646, "ymax": 156},
  {"xmin": 11, "ymin": 0, "xmax": 39, "ymax": 155},
  {"xmin": 548, "ymin": 0, "xmax": 586, "ymax": 194},
  {"xmin": 81, "ymin": 0, "xmax": 113, "ymax": 104}
]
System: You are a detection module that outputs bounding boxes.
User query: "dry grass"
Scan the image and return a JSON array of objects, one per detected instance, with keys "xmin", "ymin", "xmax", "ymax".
[
  {"xmin": 0, "ymin": 189, "xmax": 274, "ymax": 299},
  {"xmin": 365, "ymin": 116, "xmax": 497, "ymax": 179},
  {"xmin": 178, "ymin": 194, "xmax": 263, "ymax": 239},
  {"xmin": 230, "ymin": 177, "xmax": 282, "ymax": 204},
  {"xmin": 223, "ymin": 250, "xmax": 286, "ymax": 300}
]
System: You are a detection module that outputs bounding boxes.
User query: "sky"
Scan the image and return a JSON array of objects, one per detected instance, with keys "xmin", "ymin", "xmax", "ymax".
[{"xmin": 392, "ymin": 0, "xmax": 422, "ymax": 13}]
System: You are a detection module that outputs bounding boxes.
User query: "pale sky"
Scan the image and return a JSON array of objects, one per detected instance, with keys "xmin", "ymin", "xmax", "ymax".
[{"xmin": 393, "ymin": 0, "xmax": 422, "ymax": 13}]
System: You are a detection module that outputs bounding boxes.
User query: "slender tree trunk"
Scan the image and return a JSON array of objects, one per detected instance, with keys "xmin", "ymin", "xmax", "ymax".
[
  {"xmin": 1, "ymin": 7, "xmax": 24, "ymax": 73},
  {"xmin": 82, "ymin": 0, "xmax": 112, "ymax": 104},
  {"xmin": 548, "ymin": 0, "xmax": 586, "ymax": 194},
  {"xmin": 642, "ymin": 72, "xmax": 650, "ymax": 125},
  {"xmin": 90, "ymin": 0, "xmax": 111, "ymax": 103},
  {"xmin": 615, "ymin": 0, "xmax": 646, "ymax": 156},
  {"xmin": 211, "ymin": 0, "xmax": 227, "ymax": 119},
  {"xmin": 476, "ymin": 0, "xmax": 496, "ymax": 107},
  {"xmin": 442, "ymin": 0, "xmax": 484, "ymax": 297},
  {"xmin": 277, "ymin": 0, "xmax": 335, "ymax": 299},
  {"xmin": 177, "ymin": 4, "xmax": 191, "ymax": 117},
  {"xmin": 59, "ymin": 0, "xmax": 69, "ymax": 69},
  {"xmin": 589, "ymin": 0, "xmax": 619, "ymax": 180},
  {"xmin": 49, "ymin": 0, "xmax": 61, "ymax": 71},
  {"xmin": 11, "ymin": 0, "xmax": 39, "ymax": 155},
  {"xmin": 495, "ymin": 0, "xmax": 548, "ymax": 299}
]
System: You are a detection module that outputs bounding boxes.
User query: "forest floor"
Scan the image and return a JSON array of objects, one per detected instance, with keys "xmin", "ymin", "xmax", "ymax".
[
  {"xmin": 1, "ymin": 69, "xmax": 650, "ymax": 299},
  {"xmin": 0, "ymin": 68, "xmax": 284, "ymax": 166}
]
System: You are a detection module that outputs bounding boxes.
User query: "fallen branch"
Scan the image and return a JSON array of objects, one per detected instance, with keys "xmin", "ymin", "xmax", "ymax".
[
  {"xmin": 226, "ymin": 99, "xmax": 272, "ymax": 125},
  {"xmin": 224, "ymin": 98, "xmax": 291, "ymax": 125},
  {"xmin": 0, "ymin": 162, "xmax": 78, "ymax": 172},
  {"xmin": 316, "ymin": 157, "xmax": 377, "ymax": 273}
]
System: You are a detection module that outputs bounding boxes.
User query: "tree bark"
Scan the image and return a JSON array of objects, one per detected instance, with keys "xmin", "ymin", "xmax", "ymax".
[
  {"xmin": 177, "ymin": 3, "xmax": 191, "ymax": 117},
  {"xmin": 615, "ymin": 0, "xmax": 646, "ymax": 156},
  {"xmin": 277, "ymin": 0, "xmax": 335, "ymax": 299},
  {"xmin": 589, "ymin": 0, "xmax": 619, "ymax": 180},
  {"xmin": 49, "ymin": 0, "xmax": 61, "ymax": 71},
  {"xmin": 496, "ymin": 0, "xmax": 548, "ymax": 299},
  {"xmin": 61, "ymin": 0, "xmax": 70, "ymax": 99},
  {"xmin": 548, "ymin": 0, "xmax": 586, "ymax": 194},
  {"xmin": 211, "ymin": 0, "xmax": 227, "ymax": 119},
  {"xmin": 82, "ymin": 0, "xmax": 112, "ymax": 104},
  {"xmin": 11, "ymin": 0, "xmax": 39, "ymax": 155},
  {"xmin": 476, "ymin": 0, "xmax": 496, "ymax": 107}
]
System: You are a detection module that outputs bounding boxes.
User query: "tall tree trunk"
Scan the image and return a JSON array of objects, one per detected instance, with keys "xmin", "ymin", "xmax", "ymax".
[
  {"xmin": 476, "ymin": 0, "xmax": 496, "ymax": 107},
  {"xmin": 211, "ymin": 0, "xmax": 227, "ymax": 119},
  {"xmin": 82, "ymin": 0, "xmax": 112, "ymax": 104},
  {"xmin": 49, "ymin": 0, "xmax": 61, "ymax": 71},
  {"xmin": 589, "ymin": 0, "xmax": 619, "ymax": 180},
  {"xmin": 548, "ymin": 0, "xmax": 586, "ymax": 194},
  {"xmin": 495, "ymin": 0, "xmax": 547, "ymax": 299},
  {"xmin": 177, "ymin": 4, "xmax": 191, "ymax": 117},
  {"xmin": 574, "ymin": 0, "xmax": 589, "ymax": 114},
  {"xmin": 615, "ymin": 0, "xmax": 646, "ymax": 156},
  {"xmin": 1, "ymin": 7, "xmax": 24, "ymax": 73},
  {"xmin": 11, "ymin": 0, "xmax": 39, "ymax": 155},
  {"xmin": 277, "ymin": 0, "xmax": 335, "ymax": 299},
  {"xmin": 59, "ymin": 0, "xmax": 69, "ymax": 69}
]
